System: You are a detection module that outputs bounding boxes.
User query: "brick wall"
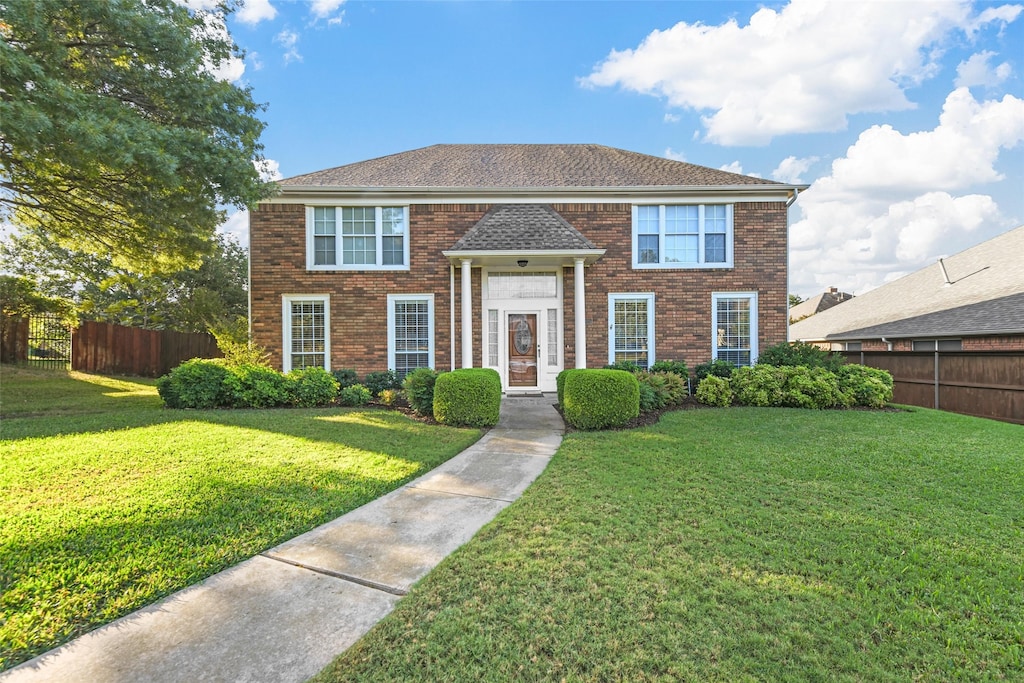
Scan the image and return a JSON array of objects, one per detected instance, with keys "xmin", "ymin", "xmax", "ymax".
[
  {"xmin": 854, "ymin": 336, "xmax": 1024, "ymax": 352},
  {"xmin": 249, "ymin": 201, "xmax": 789, "ymax": 372}
]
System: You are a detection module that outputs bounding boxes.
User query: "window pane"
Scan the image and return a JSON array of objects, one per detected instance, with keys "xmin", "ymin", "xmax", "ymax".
[
  {"xmin": 637, "ymin": 206, "xmax": 659, "ymax": 234},
  {"xmin": 343, "ymin": 236, "xmax": 376, "ymax": 264},
  {"xmin": 665, "ymin": 205, "xmax": 698, "ymax": 234},
  {"xmin": 486, "ymin": 272, "xmax": 557, "ymax": 298},
  {"xmin": 715, "ymin": 297, "xmax": 751, "ymax": 367},
  {"xmin": 341, "ymin": 207, "xmax": 375, "ymax": 235},
  {"xmin": 382, "ymin": 236, "xmax": 404, "ymax": 265},
  {"xmin": 665, "ymin": 234, "xmax": 698, "ymax": 263},
  {"xmin": 290, "ymin": 300, "xmax": 326, "ymax": 369},
  {"xmin": 937, "ymin": 339, "xmax": 962, "ymax": 351},
  {"xmin": 488, "ymin": 310, "xmax": 499, "ymax": 366},
  {"xmin": 382, "ymin": 207, "xmax": 406, "ymax": 236},
  {"xmin": 638, "ymin": 235, "xmax": 659, "ymax": 264},
  {"xmin": 393, "ymin": 299, "xmax": 430, "ymax": 380},
  {"xmin": 547, "ymin": 308, "xmax": 557, "ymax": 366},
  {"xmin": 613, "ymin": 298, "xmax": 649, "ymax": 367},
  {"xmin": 314, "ymin": 236, "xmax": 336, "ymax": 265},
  {"xmin": 705, "ymin": 233, "xmax": 726, "ymax": 263}
]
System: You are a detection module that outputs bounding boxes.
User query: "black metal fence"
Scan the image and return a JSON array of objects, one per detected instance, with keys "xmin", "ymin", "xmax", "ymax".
[{"xmin": 26, "ymin": 314, "xmax": 71, "ymax": 369}]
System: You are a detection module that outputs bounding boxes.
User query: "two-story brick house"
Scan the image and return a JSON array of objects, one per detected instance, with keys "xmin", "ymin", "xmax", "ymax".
[{"xmin": 249, "ymin": 144, "xmax": 804, "ymax": 393}]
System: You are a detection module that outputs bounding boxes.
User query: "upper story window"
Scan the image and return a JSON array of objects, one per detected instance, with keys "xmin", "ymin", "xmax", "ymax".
[
  {"xmin": 632, "ymin": 204, "xmax": 733, "ymax": 269},
  {"xmin": 306, "ymin": 206, "xmax": 409, "ymax": 271}
]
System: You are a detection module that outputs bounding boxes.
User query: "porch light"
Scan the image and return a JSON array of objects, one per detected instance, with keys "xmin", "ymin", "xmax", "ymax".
[{"xmin": 517, "ymin": 259, "xmax": 528, "ymax": 268}]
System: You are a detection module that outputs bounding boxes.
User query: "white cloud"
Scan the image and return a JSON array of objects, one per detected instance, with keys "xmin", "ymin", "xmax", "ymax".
[
  {"xmin": 218, "ymin": 210, "xmax": 250, "ymax": 248},
  {"xmin": 311, "ymin": 0, "xmax": 346, "ymax": 24},
  {"xmin": 955, "ymin": 51, "xmax": 1012, "ymax": 88},
  {"xmin": 663, "ymin": 113, "xmax": 680, "ymax": 123},
  {"xmin": 237, "ymin": 0, "xmax": 277, "ymax": 25},
  {"xmin": 719, "ymin": 161, "xmax": 744, "ymax": 174},
  {"xmin": 789, "ymin": 87, "xmax": 1023, "ymax": 295},
  {"xmin": 274, "ymin": 28, "xmax": 302, "ymax": 64},
  {"xmin": 965, "ymin": 3, "xmax": 1024, "ymax": 35},
  {"xmin": 580, "ymin": 0, "xmax": 1023, "ymax": 145},
  {"xmin": 771, "ymin": 156, "xmax": 819, "ymax": 184},
  {"xmin": 254, "ymin": 158, "xmax": 283, "ymax": 182},
  {"xmin": 249, "ymin": 51, "xmax": 264, "ymax": 71},
  {"xmin": 663, "ymin": 147, "xmax": 686, "ymax": 161},
  {"xmin": 196, "ymin": 12, "xmax": 245, "ymax": 82}
]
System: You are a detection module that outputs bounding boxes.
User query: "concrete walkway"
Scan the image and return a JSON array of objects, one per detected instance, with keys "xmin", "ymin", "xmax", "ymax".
[{"xmin": 2, "ymin": 396, "xmax": 563, "ymax": 683}]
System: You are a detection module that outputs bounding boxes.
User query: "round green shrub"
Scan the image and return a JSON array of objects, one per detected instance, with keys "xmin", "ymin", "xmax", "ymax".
[
  {"xmin": 331, "ymin": 368, "xmax": 359, "ymax": 389},
  {"xmin": 158, "ymin": 358, "xmax": 231, "ymax": 409},
  {"xmin": 363, "ymin": 370, "xmax": 400, "ymax": 397},
  {"xmin": 696, "ymin": 375, "xmax": 733, "ymax": 407},
  {"xmin": 730, "ymin": 365, "xmax": 786, "ymax": 407},
  {"xmin": 338, "ymin": 383, "xmax": 372, "ymax": 406},
  {"xmin": 563, "ymin": 369, "xmax": 640, "ymax": 430},
  {"xmin": 694, "ymin": 359, "xmax": 736, "ymax": 382},
  {"xmin": 836, "ymin": 364, "xmax": 894, "ymax": 407},
  {"xmin": 226, "ymin": 364, "xmax": 292, "ymax": 408},
  {"xmin": 403, "ymin": 368, "xmax": 439, "ymax": 417},
  {"xmin": 778, "ymin": 366, "xmax": 844, "ymax": 409},
  {"xmin": 433, "ymin": 368, "xmax": 501, "ymax": 427},
  {"xmin": 650, "ymin": 359, "xmax": 689, "ymax": 378},
  {"xmin": 290, "ymin": 367, "xmax": 339, "ymax": 407},
  {"xmin": 556, "ymin": 369, "xmax": 584, "ymax": 407}
]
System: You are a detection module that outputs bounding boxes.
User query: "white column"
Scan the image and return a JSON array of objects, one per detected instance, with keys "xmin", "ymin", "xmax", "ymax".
[
  {"xmin": 574, "ymin": 258, "xmax": 586, "ymax": 368},
  {"xmin": 460, "ymin": 258, "xmax": 473, "ymax": 368}
]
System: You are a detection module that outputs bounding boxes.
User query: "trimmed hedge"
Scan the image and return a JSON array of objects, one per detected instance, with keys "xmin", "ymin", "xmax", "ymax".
[
  {"xmin": 563, "ymin": 369, "xmax": 640, "ymax": 430},
  {"xmin": 700, "ymin": 363, "xmax": 895, "ymax": 410},
  {"xmin": 433, "ymin": 368, "xmax": 501, "ymax": 427},
  {"xmin": 836, "ymin": 364, "xmax": 894, "ymax": 408},
  {"xmin": 403, "ymin": 368, "xmax": 439, "ymax": 417},
  {"xmin": 157, "ymin": 358, "xmax": 231, "ymax": 409},
  {"xmin": 289, "ymin": 367, "xmax": 339, "ymax": 407},
  {"xmin": 225, "ymin": 364, "xmax": 292, "ymax": 408},
  {"xmin": 556, "ymin": 369, "xmax": 584, "ymax": 407},
  {"xmin": 158, "ymin": 359, "xmax": 339, "ymax": 409}
]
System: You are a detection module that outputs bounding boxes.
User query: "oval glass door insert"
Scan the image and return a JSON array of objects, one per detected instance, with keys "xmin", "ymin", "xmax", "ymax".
[{"xmin": 513, "ymin": 318, "xmax": 533, "ymax": 355}]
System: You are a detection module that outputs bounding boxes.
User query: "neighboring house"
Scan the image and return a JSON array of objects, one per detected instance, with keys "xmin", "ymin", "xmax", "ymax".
[
  {"xmin": 789, "ymin": 287, "xmax": 854, "ymax": 323},
  {"xmin": 249, "ymin": 144, "xmax": 804, "ymax": 392},
  {"xmin": 790, "ymin": 225, "xmax": 1024, "ymax": 352}
]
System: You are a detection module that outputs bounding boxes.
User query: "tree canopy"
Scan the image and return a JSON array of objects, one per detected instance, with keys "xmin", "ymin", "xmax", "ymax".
[
  {"xmin": 1, "ymin": 230, "xmax": 248, "ymax": 332},
  {"xmin": 0, "ymin": 0, "xmax": 274, "ymax": 272}
]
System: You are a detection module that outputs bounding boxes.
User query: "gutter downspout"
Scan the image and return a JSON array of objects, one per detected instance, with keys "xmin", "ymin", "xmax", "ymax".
[
  {"xmin": 449, "ymin": 263, "xmax": 455, "ymax": 371},
  {"xmin": 880, "ymin": 337, "xmax": 893, "ymax": 352}
]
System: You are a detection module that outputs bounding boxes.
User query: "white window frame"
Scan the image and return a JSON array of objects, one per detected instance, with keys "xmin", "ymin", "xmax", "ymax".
[
  {"xmin": 711, "ymin": 291, "xmax": 758, "ymax": 367},
  {"xmin": 282, "ymin": 294, "xmax": 330, "ymax": 373},
  {"xmin": 631, "ymin": 204, "xmax": 734, "ymax": 269},
  {"xmin": 608, "ymin": 293, "xmax": 655, "ymax": 366},
  {"xmin": 387, "ymin": 294, "xmax": 435, "ymax": 375},
  {"xmin": 305, "ymin": 206, "xmax": 410, "ymax": 271}
]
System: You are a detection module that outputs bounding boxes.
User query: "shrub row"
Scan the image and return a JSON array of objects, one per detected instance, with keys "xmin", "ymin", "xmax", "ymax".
[
  {"xmin": 157, "ymin": 359, "xmax": 340, "ymax": 409},
  {"xmin": 695, "ymin": 364, "xmax": 893, "ymax": 409}
]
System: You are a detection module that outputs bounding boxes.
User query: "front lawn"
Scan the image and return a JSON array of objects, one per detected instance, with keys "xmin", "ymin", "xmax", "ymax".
[
  {"xmin": 0, "ymin": 367, "xmax": 482, "ymax": 670},
  {"xmin": 315, "ymin": 407, "xmax": 1024, "ymax": 681}
]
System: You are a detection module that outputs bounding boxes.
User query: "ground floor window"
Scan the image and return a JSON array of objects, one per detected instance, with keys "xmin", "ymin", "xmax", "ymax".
[
  {"xmin": 608, "ymin": 293, "xmax": 655, "ymax": 367},
  {"xmin": 388, "ymin": 294, "xmax": 434, "ymax": 379},
  {"xmin": 712, "ymin": 292, "xmax": 758, "ymax": 366},
  {"xmin": 912, "ymin": 339, "xmax": 962, "ymax": 351},
  {"xmin": 283, "ymin": 295, "xmax": 329, "ymax": 372}
]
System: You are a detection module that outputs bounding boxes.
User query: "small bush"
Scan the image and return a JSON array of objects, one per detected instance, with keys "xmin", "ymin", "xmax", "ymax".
[
  {"xmin": 209, "ymin": 315, "xmax": 271, "ymax": 367},
  {"xmin": 638, "ymin": 382, "xmax": 661, "ymax": 413},
  {"xmin": 338, "ymin": 384, "xmax": 372, "ymax": 407},
  {"xmin": 403, "ymin": 368, "xmax": 439, "ymax": 417},
  {"xmin": 650, "ymin": 359, "xmax": 689, "ymax": 378},
  {"xmin": 635, "ymin": 372, "xmax": 668, "ymax": 413},
  {"xmin": 757, "ymin": 341, "xmax": 844, "ymax": 372},
  {"xmin": 331, "ymin": 368, "xmax": 359, "ymax": 389},
  {"xmin": 556, "ymin": 369, "xmax": 584, "ymax": 407},
  {"xmin": 290, "ymin": 367, "xmax": 339, "ymax": 407},
  {"xmin": 226, "ymin": 364, "xmax": 292, "ymax": 408},
  {"xmin": 364, "ymin": 370, "xmax": 401, "ymax": 397},
  {"xmin": 563, "ymin": 369, "xmax": 640, "ymax": 430},
  {"xmin": 836, "ymin": 364, "xmax": 894, "ymax": 408},
  {"xmin": 158, "ymin": 358, "xmax": 230, "ymax": 409},
  {"xmin": 654, "ymin": 370, "xmax": 688, "ymax": 404},
  {"xmin": 778, "ymin": 366, "xmax": 844, "ymax": 409},
  {"xmin": 696, "ymin": 375, "xmax": 733, "ymax": 407},
  {"xmin": 604, "ymin": 360, "xmax": 644, "ymax": 373},
  {"xmin": 433, "ymin": 368, "xmax": 501, "ymax": 427},
  {"xmin": 694, "ymin": 359, "xmax": 736, "ymax": 382},
  {"xmin": 730, "ymin": 365, "xmax": 786, "ymax": 407},
  {"xmin": 376, "ymin": 388, "xmax": 404, "ymax": 407}
]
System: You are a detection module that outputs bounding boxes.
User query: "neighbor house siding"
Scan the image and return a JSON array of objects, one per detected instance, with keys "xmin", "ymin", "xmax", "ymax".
[
  {"xmin": 852, "ymin": 336, "xmax": 1024, "ymax": 352},
  {"xmin": 250, "ymin": 201, "xmax": 789, "ymax": 373}
]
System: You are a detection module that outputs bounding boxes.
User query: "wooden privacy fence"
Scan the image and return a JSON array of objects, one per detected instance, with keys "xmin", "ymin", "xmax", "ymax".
[
  {"xmin": 72, "ymin": 321, "xmax": 221, "ymax": 377},
  {"xmin": 840, "ymin": 350, "xmax": 1023, "ymax": 425}
]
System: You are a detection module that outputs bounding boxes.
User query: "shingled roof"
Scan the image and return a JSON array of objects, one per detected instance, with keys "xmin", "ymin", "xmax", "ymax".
[
  {"xmin": 280, "ymin": 144, "xmax": 786, "ymax": 189},
  {"xmin": 790, "ymin": 225, "xmax": 1024, "ymax": 341},
  {"xmin": 449, "ymin": 205, "xmax": 596, "ymax": 252}
]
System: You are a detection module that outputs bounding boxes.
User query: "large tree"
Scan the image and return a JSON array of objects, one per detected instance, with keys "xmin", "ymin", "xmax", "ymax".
[
  {"xmin": 1, "ymin": 230, "xmax": 248, "ymax": 332},
  {"xmin": 0, "ymin": 0, "xmax": 274, "ymax": 272}
]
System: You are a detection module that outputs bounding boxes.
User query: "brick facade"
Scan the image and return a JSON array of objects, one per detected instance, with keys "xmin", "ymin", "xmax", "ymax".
[{"xmin": 249, "ymin": 201, "xmax": 789, "ymax": 374}]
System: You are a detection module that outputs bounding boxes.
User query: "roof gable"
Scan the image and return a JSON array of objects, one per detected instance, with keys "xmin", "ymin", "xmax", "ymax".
[
  {"xmin": 449, "ymin": 204, "xmax": 596, "ymax": 252},
  {"xmin": 280, "ymin": 144, "xmax": 787, "ymax": 189}
]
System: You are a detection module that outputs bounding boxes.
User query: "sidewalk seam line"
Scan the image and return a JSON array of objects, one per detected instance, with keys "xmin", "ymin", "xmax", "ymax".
[
  {"xmin": 259, "ymin": 553, "xmax": 409, "ymax": 596},
  {"xmin": 405, "ymin": 485, "xmax": 514, "ymax": 503}
]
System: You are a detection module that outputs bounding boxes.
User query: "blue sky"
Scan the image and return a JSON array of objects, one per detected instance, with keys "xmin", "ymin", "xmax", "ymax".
[{"xmin": 210, "ymin": 0, "xmax": 1024, "ymax": 297}]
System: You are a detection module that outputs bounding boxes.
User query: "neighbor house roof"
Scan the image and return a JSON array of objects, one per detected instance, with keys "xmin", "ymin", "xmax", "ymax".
[
  {"xmin": 790, "ymin": 225, "xmax": 1024, "ymax": 342},
  {"xmin": 449, "ymin": 204, "xmax": 596, "ymax": 251},
  {"xmin": 789, "ymin": 287, "xmax": 854, "ymax": 322},
  {"xmin": 279, "ymin": 144, "xmax": 791, "ymax": 189}
]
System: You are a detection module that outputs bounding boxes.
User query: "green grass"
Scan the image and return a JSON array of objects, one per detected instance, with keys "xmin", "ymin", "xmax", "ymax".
[
  {"xmin": 0, "ymin": 366, "xmax": 482, "ymax": 670},
  {"xmin": 314, "ymin": 407, "xmax": 1024, "ymax": 682}
]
